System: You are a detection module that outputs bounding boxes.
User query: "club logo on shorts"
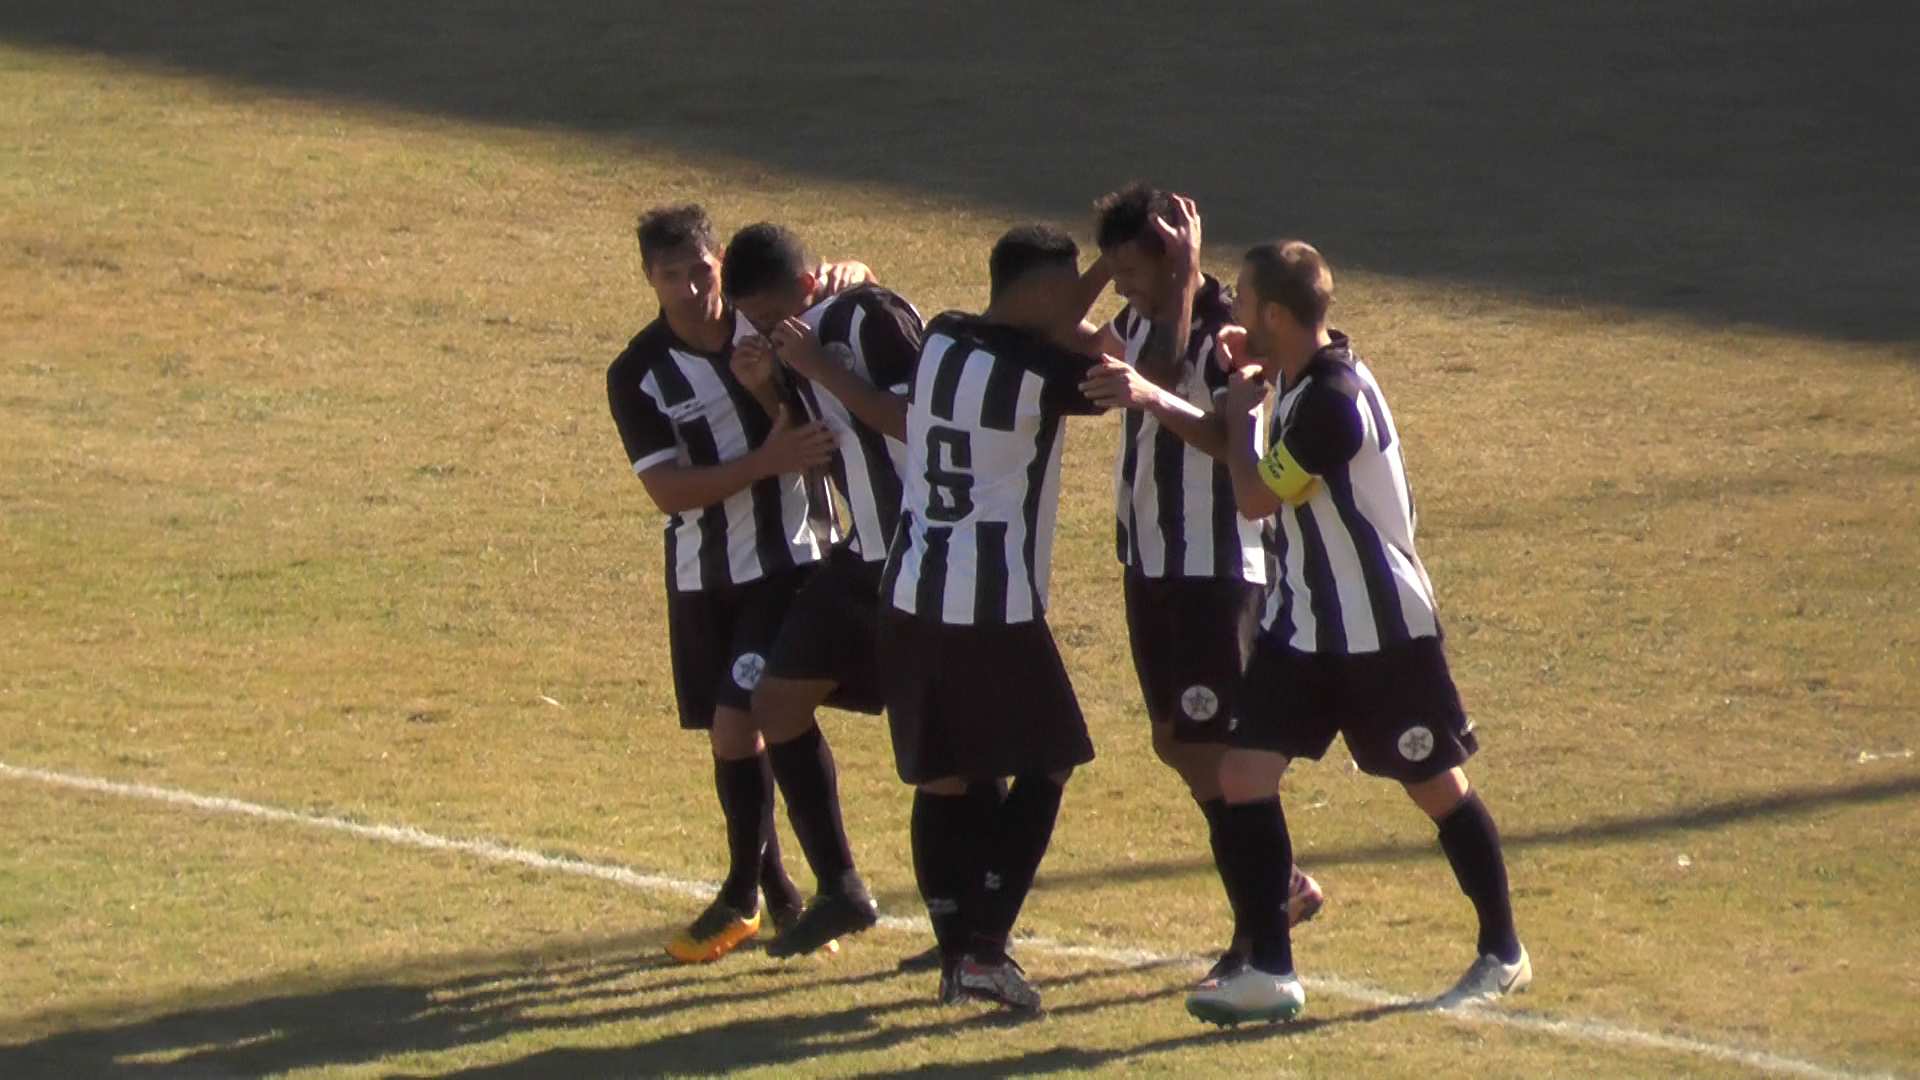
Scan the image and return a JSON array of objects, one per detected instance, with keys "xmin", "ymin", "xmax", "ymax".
[
  {"xmin": 1180, "ymin": 685, "xmax": 1221, "ymax": 722},
  {"xmin": 731, "ymin": 652, "xmax": 766, "ymax": 691},
  {"xmin": 1398, "ymin": 725, "xmax": 1435, "ymax": 763}
]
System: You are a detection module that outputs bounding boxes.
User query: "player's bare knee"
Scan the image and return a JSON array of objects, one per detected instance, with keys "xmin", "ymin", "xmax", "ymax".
[
  {"xmin": 709, "ymin": 707, "xmax": 764, "ymax": 760},
  {"xmin": 1219, "ymin": 749, "xmax": 1288, "ymax": 803},
  {"xmin": 1404, "ymin": 767, "xmax": 1471, "ymax": 821},
  {"xmin": 918, "ymin": 777, "xmax": 968, "ymax": 796},
  {"xmin": 750, "ymin": 676, "xmax": 817, "ymax": 743}
]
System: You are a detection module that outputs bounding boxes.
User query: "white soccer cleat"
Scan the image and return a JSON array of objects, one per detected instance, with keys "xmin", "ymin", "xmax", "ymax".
[
  {"xmin": 1186, "ymin": 966, "xmax": 1306, "ymax": 1027},
  {"xmin": 1437, "ymin": 946, "xmax": 1532, "ymax": 1008}
]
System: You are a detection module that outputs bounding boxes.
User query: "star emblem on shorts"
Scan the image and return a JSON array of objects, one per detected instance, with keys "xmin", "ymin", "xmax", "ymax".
[
  {"xmin": 731, "ymin": 652, "xmax": 766, "ymax": 691},
  {"xmin": 1180, "ymin": 685, "xmax": 1221, "ymax": 722},
  {"xmin": 1398, "ymin": 725, "xmax": 1435, "ymax": 762}
]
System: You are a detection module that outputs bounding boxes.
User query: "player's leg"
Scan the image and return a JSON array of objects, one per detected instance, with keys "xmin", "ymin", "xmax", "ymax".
[
  {"xmin": 659, "ymin": 587, "xmax": 763, "ymax": 963},
  {"xmin": 1345, "ymin": 637, "xmax": 1528, "ymax": 1004},
  {"xmin": 1407, "ymin": 766, "xmax": 1529, "ymax": 1004},
  {"xmin": 909, "ymin": 776, "xmax": 1001, "ymax": 1004},
  {"xmin": 755, "ymin": 673, "xmax": 878, "ymax": 956},
  {"xmin": 951, "ymin": 621, "xmax": 1094, "ymax": 1012},
  {"xmin": 1186, "ymin": 639, "xmax": 1331, "ymax": 1025},
  {"xmin": 727, "ymin": 574, "xmax": 810, "ymax": 927},
  {"xmin": 758, "ymin": 553, "xmax": 895, "ymax": 955},
  {"xmin": 1150, "ymin": 577, "xmax": 1324, "ymax": 979}
]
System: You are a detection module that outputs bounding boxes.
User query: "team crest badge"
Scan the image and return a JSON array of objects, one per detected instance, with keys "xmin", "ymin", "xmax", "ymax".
[
  {"xmin": 731, "ymin": 652, "xmax": 767, "ymax": 691},
  {"xmin": 1397, "ymin": 726, "xmax": 1435, "ymax": 762},
  {"xmin": 1180, "ymin": 685, "xmax": 1220, "ymax": 722}
]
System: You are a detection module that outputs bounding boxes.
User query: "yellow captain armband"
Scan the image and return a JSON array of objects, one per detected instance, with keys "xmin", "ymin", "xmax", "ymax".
[{"xmin": 1258, "ymin": 440, "xmax": 1321, "ymax": 507}]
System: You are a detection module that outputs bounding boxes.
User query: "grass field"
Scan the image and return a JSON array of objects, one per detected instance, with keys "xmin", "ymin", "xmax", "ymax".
[{"xmin": 3, "ymin": 6, "xmax": 1919, "ymax": 1078}]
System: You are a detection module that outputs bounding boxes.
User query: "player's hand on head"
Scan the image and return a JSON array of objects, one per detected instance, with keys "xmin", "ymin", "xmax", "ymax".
[
  {"xmin": 1151, "ymin": 193, "xmax": 1202, "ymax": 279},
  {"xmin": 760, "ymin": 404, "xmax": 838, "ymax": 475},
  {"xmin": 771, "ymin": 317, "xmax": 830, "ymax": 380},
  {"xmin": 817, "ymin": 260, "xmax": 875, "ymax": 295}
]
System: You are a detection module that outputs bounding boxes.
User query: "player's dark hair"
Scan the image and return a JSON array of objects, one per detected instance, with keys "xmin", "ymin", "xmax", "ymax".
[
  {"xmin": 1094, "ymin": 182, "xmax": 1168, "ymax": 255},
  {"xmin": 636, "ymin": 204, "xmax": 719, "ymax": 269},
  {"xmin": 1242, "ymin": 240, "xmax": 1334, "ymax": 327},
  {"xmin": 989, "ymin": 224, "xmax": 1080, "ymax": 301},
  {"xmin": 720, "ymin": 223, "xmax": 811, "ymax": 300}
]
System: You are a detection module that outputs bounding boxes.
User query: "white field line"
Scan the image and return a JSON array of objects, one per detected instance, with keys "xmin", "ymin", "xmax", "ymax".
[{"xmin": 0, "ymin": 761, "xmax": 1902, "ymax": 1080}]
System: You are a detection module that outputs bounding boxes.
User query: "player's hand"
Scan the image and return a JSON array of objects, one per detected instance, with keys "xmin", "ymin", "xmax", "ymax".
[
  {"xmin": 1221, "ymin": 366, "xmax": 1270, "ymax": 418},
  {"xmin": 731, "ymin": 334, "xmax": 778, "ymax": 392},
  {"xmin": 1079, "ymin": 358, "xmax": 1160, "ymax": 411},
  {"xmin": 1214, "ymin": 325, "xmax": 1271, "ymax": 381},
  {"xmin": 770, "ymin": 317, "xmax": 832, "ymax": 381},
  {"xmin": 757, "ymin": 405, "xmax": 837, "ymax": 476},
  {"xmin": 1151, "ymin": 192, "xmax": 1202, "ymax": 284},
  {"xmin": 817, "ymin": 260, "xmax": 875, "ymax": 295}
]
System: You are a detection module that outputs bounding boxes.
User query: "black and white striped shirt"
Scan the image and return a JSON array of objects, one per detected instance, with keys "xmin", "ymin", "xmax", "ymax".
[
  {"xmin": 1110, "ymin": 276, "xmax": 1270, "ymax": 583},
  {"xmin": 791, "ymin": 286, "xmax": 922, "ymax": 562},
  {"xmin": 607, "ymin": 311, "xmax": 836, "ymax": 593},
  {"xmin": 882, "ymin": 313, "xmax": 1103, "ymax": 626},
  {"xmin": 1260, "ymin": 333, "xmax": 1440, "ymax": 653}
]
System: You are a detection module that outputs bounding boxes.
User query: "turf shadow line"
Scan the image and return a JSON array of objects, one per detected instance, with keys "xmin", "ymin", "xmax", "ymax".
[{"xmin": 0, "ymin": 1, "xmax": 1914, "ymax": 342}]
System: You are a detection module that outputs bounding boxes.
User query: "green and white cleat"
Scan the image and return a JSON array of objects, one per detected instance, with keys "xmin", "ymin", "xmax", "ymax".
[
  {"xmin": 1437, "ymin": 946, "xmax": 1532, "ymax": 1008},
  {"xmin": 1186, "ymin": 966, "xmax": 1306, "ymax": 1027}
]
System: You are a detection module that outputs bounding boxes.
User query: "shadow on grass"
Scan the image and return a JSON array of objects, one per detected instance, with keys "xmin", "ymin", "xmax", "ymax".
[
  {"xmin": 1034, "ymin": 770, "xmax": 1920, "ymax": 893},
  {"xmin": 0, "ymin": 929, "xmax": 1212, "ymax": 1078},
  {"xmin": 1, "ymin": 1, "xmax": 1915, "ymax": 342}
]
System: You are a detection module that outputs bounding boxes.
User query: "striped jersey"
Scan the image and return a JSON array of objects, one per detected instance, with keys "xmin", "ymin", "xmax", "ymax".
[
  {"xmin": 1110, "ymin": 275, "xmax": 1270, "ymax": 582},
  {"xmin": 883, "ymin": 313, "xmax": 1103, "ymax": 626},
  {"xmin": 607, "ymin": 310, "xmax": 837, "ymax": 593},
  {"xmin": 1261, "ymin": 332, "xmax": 1440, "ymax": 653},
  {"xmin": 790, "ymin": 285, "xmax": 923, "ymax": 562}
]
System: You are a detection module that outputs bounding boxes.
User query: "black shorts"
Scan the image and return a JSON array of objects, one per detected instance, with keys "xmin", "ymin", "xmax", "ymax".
[
  {"xmin": 1123, "ymin": 570, "xmax": 1265, "ymax": 745},
  {"xmin": 665, "ymin": 567, "xmax": 812, "ymax": 730},
  {"xmin": 763, "ymin": 545, "xmax": 886, "ymax": 715},
  {"xmin": 878, "ymin": 610, "xmax": 1095, "ymax": 785},
  {"xmin": 1235, "ymin": 634, "xmax": 1478, "ymax": 783}
]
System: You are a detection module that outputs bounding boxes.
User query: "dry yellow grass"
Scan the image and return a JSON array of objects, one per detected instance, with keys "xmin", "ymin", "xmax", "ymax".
[{"xmin": 2, "ymin": 40, "xmax": 1917, "ymax": 1079}]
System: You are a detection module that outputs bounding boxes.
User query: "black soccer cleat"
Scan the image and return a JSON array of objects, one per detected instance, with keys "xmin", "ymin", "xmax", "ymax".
[{"xmin": 765, "ymin": 890, "xmax": 879, "ymax": 958}]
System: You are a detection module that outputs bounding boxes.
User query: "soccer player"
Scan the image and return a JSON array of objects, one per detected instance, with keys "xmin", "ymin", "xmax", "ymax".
[
  {"xmin": 1077, "ymin": 185, "xmax": 1325, "ymax": 980},
  {"xmin": 604, "ymin": 204, "xmax": 871, "ymax": 964},
  {"xmin": 880, "ymin": 224, "xmax": 1107, "ymax": 1011},
  {"xmin": 717, "ymin": 222, "xmax": 926, "ymax": 957},
  {"xmin": 1183, "ymin": 240, "xmax": 1530, "ymax": 1025}
]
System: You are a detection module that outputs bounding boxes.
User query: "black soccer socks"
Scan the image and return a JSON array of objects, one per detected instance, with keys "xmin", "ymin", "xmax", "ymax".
[
  {"xmin": 1218, "ymin": 797, "xmax": 1296, "ymax": 975},
  {"xmin": 1198, "ymin": 796, "xmax": 1245, "ymax": 949},
  {"xmin": 713, "ymin": 755, "xmax": 773, "ymax": 913},
  {"xmin": 911, "ymin": 789, "xmax": 987, "ymax": 967},
  {"xmin": 756, "ymin": 753, "xmax": 805, "ymax": 914},
  {"xmin": 1436, "ymin": 790, "xmax": 1522, "ymax": 964},
  {"xmin": 767, "ymin": 723, "xmax": 861, "ymax": 896},
  {"xmin": 973, "ymin": 773, "xmax": 1066, "ymax": 960}
]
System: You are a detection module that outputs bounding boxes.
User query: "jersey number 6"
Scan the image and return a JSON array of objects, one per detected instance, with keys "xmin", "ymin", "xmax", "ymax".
[{"xmin": 923, "ymin": 425, "xmax": 975, "ymax": 523}]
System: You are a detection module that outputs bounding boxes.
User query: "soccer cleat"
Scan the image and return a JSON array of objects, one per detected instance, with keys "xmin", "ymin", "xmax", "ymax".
[
  {"xmin": 1287, "ymin": 867, "xmax": 1325, "ymax": 927},
  {"xmin": 1436, "ymin": 946, "xmax": 1532, "ymax": 1008},
  {"xmin": 1201, "ymin": 948, "xmax": 1249, "ymax": 986},
  {"xmin": 1186, "ymin": 966, "xmax": 1306, "ymax": 1027},
  {"xmin": 954, "ymin": 954, "xmax": 1043, "ymax": 1011},
  {"xmin": 937, "ymin": 963, "xmax": 970, "ymax": 1006},
  {"xmin": 664, "ymin": 898, "xmax": 761, "ymax": 964},
  {"xmin": 765, "ymin": 891, "xmax": 875, "ymax": 958}
]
